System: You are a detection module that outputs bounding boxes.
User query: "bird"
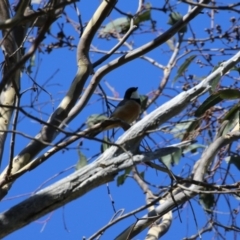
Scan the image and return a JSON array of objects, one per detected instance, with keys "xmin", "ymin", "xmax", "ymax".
[
  {"xmin": 108, "ymin": 87, "xmax": 141, "ymax": 129},
  {"xmin": 90, "ymin": 87, "xmax": 141, "ymax": 135}
]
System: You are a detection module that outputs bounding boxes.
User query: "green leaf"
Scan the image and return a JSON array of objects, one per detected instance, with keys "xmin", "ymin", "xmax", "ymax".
[
  {"xmin": 26, "ymin": 54, "xmax": 36, "ymax": 74},
  {"xmin": 219, "ymin": 107, "xmax": 239, "ymax": 136},
  {"xmin": 210, "ymin": 76, "xmax": 221, "ymax": 93},
  {"xmin": 101, "ymin": 136, "xmax": 111, "ymax": 153},
  {"xmin": 160, "ymin": 147, "xmax": 182, "ymax": 169},
  {"xmin": 219, "ymin": 89, "xmax": 240, "ymax": 99},
  {"xmin": 139, "ymin": 171, "xmax": 145, "ymax": 180},
  {"xmin": 117, "ymin": 174, "xmax": 126, "ymax": 186},
  {"xmin": 210, "ymin": 63, "xmax": 240, "ymax": 93},
  {"xmin": 194, "ymin": 94, "xmax": 222, "ymax": 117},
  {"xmin": 167, "ymin": 12, "xmax": 187, "ymax": 33},
  {"xmin": 182, "ymin": 143, "xmax": 205, "ymax": 154},
  {"xmin": 134, "ymin": 4, "xmax": 151, "ymax": 24},
  {"xmin": 173, "ymin": 55, "xmax": 196, "ymax": 83},
  {"xmin": 99, "ymin": 4, "xmax": 151, "ymax": 38},
  {"xmin": 169, "ymin": 119, "xmax": 197, "ymax": 139},
  {"xmin": 209, "ymin": 63, "xmax": 223, "ymax": 93},
  {"xmin": 86, "ymin": 114, "xmax": 108, "ymax": 128},
  {"xmin": 99, "ymin": 17, "xmax": 130, "ymax": 38},
  {"xmin": 166, "ymin": 38, "xmax": 175, "ymax": 51},
  {"xmin": 75, "ymin": 150, "xmax": 87, "ymax": 170},
  {"xmin": 195, "ymin": 89, "xmax": 240, "ymax": 117},
  {"xmin": 117, "ymin": 168, "xmax": 131, "ymax": 186},
  {"xmin": 140, "ymin": 94, "xmax": 148, "ymax": 110},
  {"xmin": 170, "ymin": 120, "xmax": 194, "ymax": 133},
  {"xmin": 181, "ymin": 119, "xmax": 201, "ymax": 141},
  {"xmin": 225, "ymin": 155, "xmax": 240, "ymax": 171},
  {"xmin": 223, "ymin": 103, "xmax": 240, "ymax": 121},
  {"xmin": 199, "ymin": 190, "xmax": 215, "ymax": 213},
  {"xmin": 177, "ymin": 55, "xmax": 196, "ymax": 77}
]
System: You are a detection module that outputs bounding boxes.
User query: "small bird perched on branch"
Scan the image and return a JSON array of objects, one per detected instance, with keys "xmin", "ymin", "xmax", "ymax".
[
  {"xmin": 107, "ymin": 87, "xmax": 141, "ymax": 130},
  {"xmin": 88, "ymin": 87, "xmax": 141, "ymax": 136}
]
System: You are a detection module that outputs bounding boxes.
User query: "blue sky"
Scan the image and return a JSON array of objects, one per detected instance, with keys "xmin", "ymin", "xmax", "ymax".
[{"xmin": 1, "ymin": 0, "xmax": 240, "ymax": 239}]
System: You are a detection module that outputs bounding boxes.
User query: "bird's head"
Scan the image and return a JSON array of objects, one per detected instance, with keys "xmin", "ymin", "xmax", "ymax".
[{"xmin": 124, "ymin": 87, "xmax": 139, "ymax": 100}]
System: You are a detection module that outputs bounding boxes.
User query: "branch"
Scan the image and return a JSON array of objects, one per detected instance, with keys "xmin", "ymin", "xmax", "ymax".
[
  {"xmin": 62, "ymin": 0, "xmax": 211, "ymax": 125},
  {"xmin": 0, "ymin": 0, "xmax": 30, "ymax": 29},
  {"xmin": 0, "ymin": 118, "xmax": 134, "ymax": 187},
  {"xmin": 193, "ymin": 131, "xmax": 240, "ymax": 181},
  {"xmin": 146, "ymin": 199, "xmax": 173, "ymax": 239},
  {"xmin": 114, "ymin": 131, "xmax": 240, "ymax": 239},
  {"xmin": 0, "ymin": 149, "xmax": 179, "ymax": 238},
  {"xmin": 0, "ymin": 0, "xmax": 78, "ymax": 30},
  {"xmin": 146, "ymin": 31, "xmax": 185, "ymax": 108},
  {"xmin": 181, "ymin": 0, "xmax": 240, "ymax": 13},
  {"xmin": 0, "ymin": 0, "xmax": 118, "ymax": 199},
  {"xmin": 0, "ymin": 0, "xmax": 24, "ymax": 166},
  {"xmin": 93, "ymin": 50, "xmax": 240, "ymax": 162},
  {"xmin": 0, "ymin": 87, "xmax": 239, "ymax": 238},
  {"xmin": 92, "ymin": 18, "xmax": 138, "ymax": 68}
]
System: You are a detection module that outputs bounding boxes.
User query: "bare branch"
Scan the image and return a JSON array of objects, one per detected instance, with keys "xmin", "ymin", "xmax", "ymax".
[
  {"xmin": 0, "ymin": 0, "xmax": 118, "ymax": 199},
  {"xmin": 63, "ymin": 0, "xmax": 211, "ymax": 125}
]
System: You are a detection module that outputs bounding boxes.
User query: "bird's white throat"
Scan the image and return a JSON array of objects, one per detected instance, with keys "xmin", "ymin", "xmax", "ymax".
[{"xmin": 130, "ymin": 91, "xmax": 140, "ymax": 99}]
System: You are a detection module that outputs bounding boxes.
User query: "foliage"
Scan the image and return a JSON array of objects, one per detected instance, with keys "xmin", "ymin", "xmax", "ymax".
[{"xmin": 0, "ymin": 0, "xmax": 240, "ymax": 239}]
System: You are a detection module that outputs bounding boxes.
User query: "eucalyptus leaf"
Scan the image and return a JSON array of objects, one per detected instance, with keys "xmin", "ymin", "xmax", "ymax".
[
  {"xmin": 168, "ymin": 12, "xmax": 187, "ymax": 33},
  {"xmin": 160, "ymin": 147, "xmax": 182, "ymax": 169},
  {"xmin": 101, "ymin": 136, "xmax": 111, "ymax": 153},
  {"xmin": 195, "ymin": 94, "xmax": 222, "ymax": 117},
  {"xmin": 199, "ymin": 191, "xmax": 215, "ymax": 213},
  {"xmin": 99, "ymin": 4, "xmax": 151, "ymax": 38},
  {"xmin": 140, "ymin": 94, "xmax": 148, "ymax": 110},
  {"xmin": 220, "ymin": 109, "xmax": 239, "ymax": 136},
  {"xmin": 219, "ymin": 89, "xmax": 240, "ymax": 99},
  {"xmin": 195, "ymin": 89, "xmax": 240, "ymax": 117},
  {"xmin": 182, "ymin": 143, "xmax": 205, "ymax": 154},
  {"xmin": 117, "ymin": 168, "xmax": 131, "ymax": 186},
  {"xmin": 75, "ymin": 150, "xmax": 88, "ymax": 170},
  {"xmin": 86, "ymin": 114, "xmax": 108, "ymax": 128},
  {"xmin": 173, "ymin": 55, "xmax": 196, "ymax": 83},
  {"xmin": 181, "ymin": 119, "xmax": 200, "ymax": 141}
]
